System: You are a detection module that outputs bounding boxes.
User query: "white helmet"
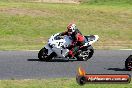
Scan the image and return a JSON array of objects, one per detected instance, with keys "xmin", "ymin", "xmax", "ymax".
[{"xmin": 67, "ymin": 23, "xmax": 76, "ymax": 33}]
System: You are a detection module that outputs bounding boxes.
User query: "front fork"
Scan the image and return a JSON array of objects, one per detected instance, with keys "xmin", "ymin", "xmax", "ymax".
[{"xmin": 44, "ymin": 44, "xmax": 53, "ymax": 55}]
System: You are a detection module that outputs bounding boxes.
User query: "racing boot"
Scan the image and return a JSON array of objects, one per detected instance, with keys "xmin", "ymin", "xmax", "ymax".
[{"xmin": 67, "ymin": 50, "xmax": 75, "ymax": 59}]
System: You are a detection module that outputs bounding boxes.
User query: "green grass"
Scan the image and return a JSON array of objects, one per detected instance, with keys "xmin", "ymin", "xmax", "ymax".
[
  {"xmin": 81, "ymin": 0, "xmax": 132, "ymax": 5},
  {"xmin": 0, "ymin": 0, "xmax": 35, "ymax": 2},
  {"xmin": 0, "ymin": 78, "xmax": 132, "ymax": 88},
  {"xmin": 0, "ymin": 1, "xmax": 132, "ymax": 50}
]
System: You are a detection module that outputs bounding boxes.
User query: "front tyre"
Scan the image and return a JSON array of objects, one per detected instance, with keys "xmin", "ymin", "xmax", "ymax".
[
  {"xmin": 38, "ymin": 48, "xmax": 51, "ymax": 61},
  {"xmin": 125, "ymin": 55, "xmax": 132, "ymax": 71}
]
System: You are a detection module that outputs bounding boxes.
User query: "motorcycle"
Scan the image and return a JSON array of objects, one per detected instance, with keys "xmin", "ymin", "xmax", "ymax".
[{"xmin": 38, "ymin": 33, "xmax": 99, "ymax": 61}]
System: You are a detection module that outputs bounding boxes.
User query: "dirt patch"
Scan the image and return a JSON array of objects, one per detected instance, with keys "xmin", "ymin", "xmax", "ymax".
[{"xmin": 0, "ymin": 8, "xmax": 55, "ymax": 16}]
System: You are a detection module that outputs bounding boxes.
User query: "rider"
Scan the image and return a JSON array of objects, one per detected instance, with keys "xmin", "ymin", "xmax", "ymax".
[{"xmin": 59, "ymin": 23, "xmax": 85, "ymax": 58}]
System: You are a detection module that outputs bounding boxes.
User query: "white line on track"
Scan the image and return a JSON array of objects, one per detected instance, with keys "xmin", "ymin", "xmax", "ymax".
[
  {"xmin": 24, "ymin": 49, "xmax": 132, "ymax": 52},
  {"xmin": 25, "ymin": 50, "xmax": 39, "ymax": 51},
  {"xmin": 119, "ymin": 49, "xmax": 132, "ymax": 51}
]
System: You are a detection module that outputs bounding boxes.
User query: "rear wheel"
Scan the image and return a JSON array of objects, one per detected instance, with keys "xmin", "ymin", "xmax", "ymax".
[
  {"xmin": 77, "ymin": 46, "xmax": 94, "ymax": 61},
  {"xmin": 87, "ymin": 46, "xmax": 94, "ymax": 59},
  {"xmin": 125, "ymin": 55, "xmax": 132, "ymax": 71}
]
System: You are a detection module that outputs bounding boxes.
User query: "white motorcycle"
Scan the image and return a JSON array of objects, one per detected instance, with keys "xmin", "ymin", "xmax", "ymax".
[{"xmin": 38, "ymin": 33, "xmax": 99, "ymax": 61}]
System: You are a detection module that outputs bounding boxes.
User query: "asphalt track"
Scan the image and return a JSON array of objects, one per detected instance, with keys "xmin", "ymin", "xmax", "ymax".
[{"xmin": 0, "ymin": 50, "xmax": 131, "ymax": 79}]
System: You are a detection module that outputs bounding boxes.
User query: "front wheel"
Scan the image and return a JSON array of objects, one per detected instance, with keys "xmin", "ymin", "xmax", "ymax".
[
  {"xmin": 77, "ymin": 46, "xmax": 94, "ymax": 61},
  {"xmin": 38, "ymin": 48, "xmax": 51, "ymax": 61},
  {"xmin": 125, "ymin": 55, "xmax": 132, "ymax": 71}
]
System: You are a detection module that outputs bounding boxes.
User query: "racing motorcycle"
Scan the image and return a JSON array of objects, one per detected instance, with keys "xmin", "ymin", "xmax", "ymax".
[{"xmin": 38, "ymin": 33, "xmax": 99, "ymax": 61}]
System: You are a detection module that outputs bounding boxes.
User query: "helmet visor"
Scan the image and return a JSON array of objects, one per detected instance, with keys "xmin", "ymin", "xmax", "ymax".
[{"xmin": 68, "ymin": 29, "xmax": 72, "ymax": 32}]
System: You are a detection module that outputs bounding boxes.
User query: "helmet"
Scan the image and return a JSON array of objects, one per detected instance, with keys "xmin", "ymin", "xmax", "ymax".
[{"xmin": 67, "ymin": 23, "xmax": 76, "ymax": 34}]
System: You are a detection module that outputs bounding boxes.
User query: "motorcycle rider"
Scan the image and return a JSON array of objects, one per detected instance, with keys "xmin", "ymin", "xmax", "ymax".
[{"xmin": 59, "ymin": 23, "xmax": 85, "ymax": 58}]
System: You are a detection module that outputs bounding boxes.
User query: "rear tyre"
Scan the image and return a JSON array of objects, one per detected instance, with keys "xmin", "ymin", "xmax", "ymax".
[
  {"xmin": 87, "ymin": 46, "xmax": 94, "ymax": 59},
  {"xmin": 77, "ymin": 46, "xmax": 94, "ymax": 61},
  {"xmin": 125, "ymin": 55, "xmax": 132, "ymax": 71}
]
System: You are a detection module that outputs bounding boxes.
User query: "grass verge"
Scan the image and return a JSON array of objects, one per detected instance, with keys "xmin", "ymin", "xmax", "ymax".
[
  {"xmin": 0, "ymin": 2, "xmax": 131, "ymax": 50},
  {"xmin": 0, "ymin": 78, "xmax": 132, "ymax": 88}
]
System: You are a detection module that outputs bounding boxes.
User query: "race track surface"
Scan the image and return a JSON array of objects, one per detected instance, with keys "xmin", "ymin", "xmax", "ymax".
[{"xmin": 0, "ymin": 50, "xmax": 131, "ymax": 79}]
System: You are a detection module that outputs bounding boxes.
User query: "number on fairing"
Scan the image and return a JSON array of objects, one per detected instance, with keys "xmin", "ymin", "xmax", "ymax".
[{"xmin": 58, "ymin": 42, "xmax": 63, "ymax": 46}]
